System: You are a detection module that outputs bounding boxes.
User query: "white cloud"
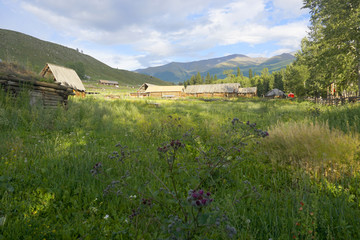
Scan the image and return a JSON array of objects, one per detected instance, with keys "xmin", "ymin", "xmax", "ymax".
[
  {"xmin": 84, "ymin": 50, "xmax": 145, "ymax": 70},
  {"xmin": 271, "ymin": 0, "xmax": 306, "ymax": 17},
  {"xmin": 17, "ymin": 0, "xmax": 309, "ymax": 68}
]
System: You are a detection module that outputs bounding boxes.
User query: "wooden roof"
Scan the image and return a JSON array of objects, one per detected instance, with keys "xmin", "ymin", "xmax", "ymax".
[
  {"xmin": 185, "ymin": 83, "xmax": 241, "ymax": 94},
  {"xmin": 137, "ymin": 83, "xmax": 156, "ymax": 92},
  {"xmin": 145, "ymin": 85, "xmax": 184, "ymax": 93},
  {"xmin": 238, "ymin": 87, "xmax": 257, "ymax": 94},
  {"xmin": 40, "ymin": 63, "xmax": 86, "ymax": 91}
]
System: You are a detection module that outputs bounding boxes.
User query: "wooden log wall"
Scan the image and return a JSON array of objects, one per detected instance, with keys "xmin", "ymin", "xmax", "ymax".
[{"xmin": 0, "ymin": 75, "xmax": 74, "ymax": 108}]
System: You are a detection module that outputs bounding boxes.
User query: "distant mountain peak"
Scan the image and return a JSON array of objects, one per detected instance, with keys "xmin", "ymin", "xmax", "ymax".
[{"xmin": 136, "ymin": 53, "xmax": 295, "ymax": 83}]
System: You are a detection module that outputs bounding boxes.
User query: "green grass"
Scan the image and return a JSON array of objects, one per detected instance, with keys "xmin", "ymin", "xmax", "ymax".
[{"xmin": 1, "ymin": 92, "xmax": 360, "ymax": 239}]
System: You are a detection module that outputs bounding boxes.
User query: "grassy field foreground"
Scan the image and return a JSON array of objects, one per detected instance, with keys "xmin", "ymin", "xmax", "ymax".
[{"xmin": 1, "ymin": 93, "xmax": 360, "ymax": 239}]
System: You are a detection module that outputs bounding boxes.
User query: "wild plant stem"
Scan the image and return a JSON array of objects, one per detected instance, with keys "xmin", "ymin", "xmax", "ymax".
[
  {"xmin": 146, "ymin": 167, "xmax": 174, "ymax": 197},
  {"xmin": 169, "ymin": 150, "xmax": 188, "ymax": 222}
]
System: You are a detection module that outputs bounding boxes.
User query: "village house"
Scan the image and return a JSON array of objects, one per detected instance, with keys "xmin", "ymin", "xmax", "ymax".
[
  {"xmin": 238, "ymin": 87, "xmax": 257, "ymax": 97},
  {"xmin": 99, "ymin": 80, "xmax": 119, "ymax": 86},
  {"xmin": 131, "ymin": 83, "xmax": 185, "ymax": 98}
]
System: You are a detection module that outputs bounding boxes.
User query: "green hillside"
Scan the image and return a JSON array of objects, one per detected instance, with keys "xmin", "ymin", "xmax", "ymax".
[{"xmin": 0, "ymin": 29, "xmax": 169, "ymax": 86}]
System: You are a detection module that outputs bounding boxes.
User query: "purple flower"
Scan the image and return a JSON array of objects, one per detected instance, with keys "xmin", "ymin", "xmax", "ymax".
[
  {"xmin": 192, "ymin": 193, "xmax": 199, "ymax": 199},
  {"xmin": 188, "ymin": 189, "xmax": 213, "ymax": 208}
]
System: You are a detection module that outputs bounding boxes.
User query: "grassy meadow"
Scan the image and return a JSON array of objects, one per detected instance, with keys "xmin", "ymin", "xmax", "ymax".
[{"xmin": 1, "ymin": 92, "xmax": 360, "ymax": 239}]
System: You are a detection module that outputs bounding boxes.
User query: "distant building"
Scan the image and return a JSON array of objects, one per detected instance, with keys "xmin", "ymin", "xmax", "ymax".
[
  {"xmin": 238, "ymin": 87, "xmax": 257, "ymax": 97},
  {"xmin": 265, "ymin": 88, "xmax": 286, "ymax": 98},
  {"xmin": 99, "ymin": 80, "xmax": 119, "ymax": 86},
  {"xmin": 130, "ymin": 83, "xmax": 184, "ymax": 98},
  {"xmin": 185, "ymin": 83, "xmax": 240, "ymax": 97}
]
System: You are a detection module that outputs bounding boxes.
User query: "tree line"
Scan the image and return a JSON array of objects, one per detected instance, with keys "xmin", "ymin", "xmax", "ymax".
[
  {"xmin": 287, "ymin": 0, "xmax": 360, "ymax": 98},
  {"xmin": 184, "ymin": 0, "xmax": 360, "ymax": 98},
  {"xmin": 183, "ymin": 67, "xmax": 292, "ymax": 97}
]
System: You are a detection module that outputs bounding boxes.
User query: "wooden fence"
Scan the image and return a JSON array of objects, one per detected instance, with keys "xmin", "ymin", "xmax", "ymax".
[{"xmin": 311, "ymin": 96, "xmax": 360, "ymax": 105}]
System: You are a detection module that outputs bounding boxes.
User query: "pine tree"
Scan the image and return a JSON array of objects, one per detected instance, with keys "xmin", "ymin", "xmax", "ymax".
[
  {"xmin": 205, "ymin": 72, "xmax": 211, "ymax": 84},
  {"xmin": 196, "ymin": 72, "xmax": 202, "ymax": 84},
  {"xmin": 248, "ymin": 69, "xmax": 253, "ymax": 79}
]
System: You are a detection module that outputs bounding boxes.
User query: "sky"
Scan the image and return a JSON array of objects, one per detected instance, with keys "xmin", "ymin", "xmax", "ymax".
[{"xmin": 0, "ymin": 0, "xmax": 309, "ymax": 70}]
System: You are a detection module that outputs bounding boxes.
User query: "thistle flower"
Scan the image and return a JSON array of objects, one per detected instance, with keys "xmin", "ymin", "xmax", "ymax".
[{"xmin": 187, "ymin": 189, "xmax": 213, "ymax": 208}]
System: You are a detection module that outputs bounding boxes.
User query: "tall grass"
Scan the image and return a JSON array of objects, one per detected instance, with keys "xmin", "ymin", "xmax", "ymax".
[
  {"xmin": 260, "ymin": 121, "xmax": 360, "ymax": 179},
  {"xmin": 1, "ymin": 94, "xmax": 360, "ymax": 239}
]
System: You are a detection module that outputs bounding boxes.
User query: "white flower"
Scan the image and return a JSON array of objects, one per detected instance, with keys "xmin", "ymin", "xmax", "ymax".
[
  {"xmin": 104, "ymin": 214, "xmax": 109, "ymax": 220},
  {"xmin": 129, "ymin": 195, "xmax": 137, "ymax": 199},
  {"xmin": 245, "ymin": 219, "xmax": 251, "ymax": 224}
]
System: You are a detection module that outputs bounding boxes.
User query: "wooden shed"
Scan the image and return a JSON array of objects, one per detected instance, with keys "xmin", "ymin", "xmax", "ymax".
[
  {"xmin": 185, "ymin": 83, "xmax": 241, "ymax": 97},
  {"xmin": 238, "ymin": 87, "xmax": 257, "ymax": 97},
  {"xmin": 40, "ymin": 63, "xmax": 86, "ymax": 96},
  {"xmin": 99, "ymin": 80, "xmax": 119, "ymax": 86}
]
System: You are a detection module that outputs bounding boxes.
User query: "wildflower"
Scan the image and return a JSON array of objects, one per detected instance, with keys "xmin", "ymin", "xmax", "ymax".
[
  {"xmin": 300, "ymin": 201, "xmax": 304, "ymax": 206},
  {"xmin": 157, "ymin": 145, "xmax": 170, "ymax": 153},
  {"xmin": 142, "ymin": 198, "xmax": 152, "ymax": 206},
  {"xmin": 299, "ymin": 207, "xmax": 303, "ymax": 211},
  {"xmin": 226, "ymin": 225, "xmax": 237, "ymax": 238},
  {"xmin": 104, "ymin": 214, "xmax": 109, "ymax": 220},
  {"xmin": 231, "ymin": 118, "xmax": 239, "ymax": 125},
  {"xmin": 187, "ymin": 189, "xmax": 213, "ymax": 208},
  {"xmin": 170, "ymin": 139, "xmax": 184, "ymax": 150},
  {"xmin": 129, "ymin": 208, "xmax": 139, "ymax": 219},
  {"xmin": 310, "ymin": 212, "xmax": 314, "ymax": 216},
  {"xmin": 91, "ymin": 162, "xmax": 102, "ymax": 176}
]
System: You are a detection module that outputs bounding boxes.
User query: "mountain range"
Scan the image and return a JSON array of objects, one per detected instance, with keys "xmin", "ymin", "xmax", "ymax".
[
  {"xmin": 136, "ymin": 53, "xmax": 295, "ymax": 83},
  {"xmin": 0, "ymin": 29, "xmax": 168, "ymax": 86},
  {"xmin": 0, "ymin": 28, "xmax": 295, "ymax": 85}
]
